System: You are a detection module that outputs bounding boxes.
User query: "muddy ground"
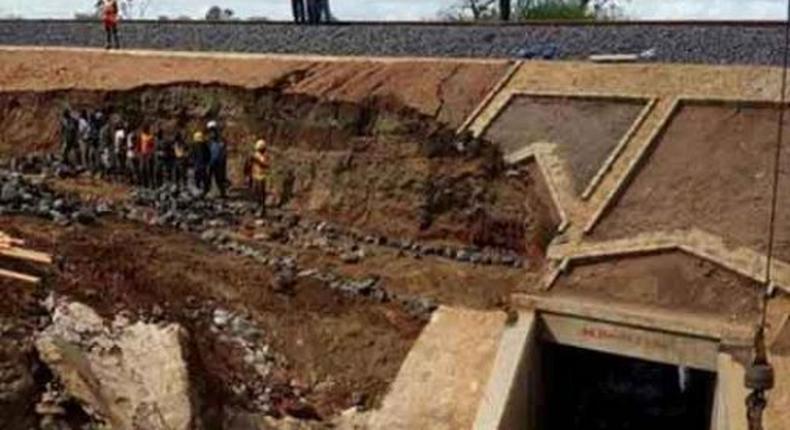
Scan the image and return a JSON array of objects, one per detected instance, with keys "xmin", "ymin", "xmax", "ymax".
[{"xmin": 1, "ymin": 200, "xmax": 530, "ymax": 427}]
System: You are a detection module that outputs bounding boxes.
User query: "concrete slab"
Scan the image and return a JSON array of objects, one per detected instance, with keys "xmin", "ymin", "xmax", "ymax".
[
  {"xmin": 473, "ymin": 311, "xmax": 537, "ymax": 430},
  {"xmin": 367, "ymin": 307, "xmax": 506, "ymax": 430},
  {"xmin": 713, "ymin": 352, "xmax": 750, "ymax": 430},
  {"xmin": 540, "ymin": 312, "xmax": 719, "ymax": 371}
]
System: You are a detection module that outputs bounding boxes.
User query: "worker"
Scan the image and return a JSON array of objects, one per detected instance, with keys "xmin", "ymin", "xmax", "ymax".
[
  {"xmin": 139, "ymin": 125, "xmax": 156, "ymax": 188},
  {"xmin": 102, "ymin": 0, "xmax": 121, "ymax": 49},
  {"xmin": 500, "ymin": 0, "xmax": 511, "ymax": 21},
  {"xmin": 192, "ymin": 130, "xmax": 209, "ymax": 191},
  {"xmin": 173, "ymin": 132, "xmax": 189, "ymax": 189},
  {"xmin": 98, "ymin": 115, "xmax": 114, "ymax": 177},
  {"xmin": 77, "ymin": 110, "xmax": 92, "ymax": 169},
  {"xmin": 306, "ymin": 0, "xmax": 318, "ymax": 24},
  {"xmin": 205, "ymin": 122, "xmax": 228, "ymax": 198},
  {"xmin": 88, "ymin": 111, "xmax": 105, "ymax": 172},
  {"xmin": 59, "ymin": 108, "xmax": 79, "ymax": 166},
  {"xmin": 292, "ymin": 0, "xmax": 306, "ymax": 23},
  {"xmin": 317, "ymin": 0, "xmax": 331, "ymax": 22},
  {"xmin": 113, "ymin": 122, "xmax": 127, "ymax": 177},
  {"xmin": 154, "ymin": 129, "xmax": 174, "ymax": 187},
  {"xmin": 125, "ymin": 127, "xmax": 139, "ymax": 185},
  {"xmin": 250, "ymin": 139, "xmax": 270, "ymax": 214}
]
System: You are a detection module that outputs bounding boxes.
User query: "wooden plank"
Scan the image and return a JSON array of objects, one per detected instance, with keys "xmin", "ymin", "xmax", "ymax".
[
  {"xmin": 0, "ymin": 247, "xmax": 53, "ymax": 264},
  {"xmin": 0, "ymin": 232, "xmax": 25, "ymax": 246},
  {"xmin": 0, "ymin": 268, "xmax": 40, "ymax": 284},
  {"xmin": 589, "ymin": 54, "xmax": 640, "ymax": 63}
]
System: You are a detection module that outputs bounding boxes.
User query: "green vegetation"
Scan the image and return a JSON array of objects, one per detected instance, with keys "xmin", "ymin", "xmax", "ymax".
[
  {"xmin": 519, "ymin": 1, "xmax": 597, "ymax": 20},
  {"xmin": 440, "ymin": 0, "xmax": 622, "ymax": 21}
]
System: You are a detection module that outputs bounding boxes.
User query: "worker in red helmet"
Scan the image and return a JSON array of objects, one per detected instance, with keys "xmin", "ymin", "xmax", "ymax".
[{"xmin": 101, "ymin": 0, "xmax": 120, "ymax": 49}]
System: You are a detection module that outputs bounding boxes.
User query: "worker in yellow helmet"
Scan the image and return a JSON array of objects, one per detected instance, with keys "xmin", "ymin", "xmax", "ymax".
[{"xmin": 250, "ymin": 139, "xmax": 270, "ymax": 215}]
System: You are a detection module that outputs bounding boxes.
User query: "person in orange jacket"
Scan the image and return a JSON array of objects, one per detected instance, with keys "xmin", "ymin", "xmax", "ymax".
[
  {"xmin": 138, "ymin": 126, "xmax": 156, "ymax": 188},
  {"xmin": 101, "ymin": 0, "xmax": 120, "ymax": 49}
]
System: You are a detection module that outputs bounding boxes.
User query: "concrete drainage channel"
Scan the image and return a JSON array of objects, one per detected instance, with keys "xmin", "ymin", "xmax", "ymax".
[{"xmin": 476, "ymin": 295, "xmax": 754, "ymax": 430}]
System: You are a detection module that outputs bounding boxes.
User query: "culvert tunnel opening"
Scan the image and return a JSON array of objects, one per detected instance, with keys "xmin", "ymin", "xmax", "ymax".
[{"xmin": 539, "ymin": 342, "xmax": 717, "ymax": 430}]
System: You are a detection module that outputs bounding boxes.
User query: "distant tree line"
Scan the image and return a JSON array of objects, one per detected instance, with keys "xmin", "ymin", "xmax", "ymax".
[{"xmin": 440, "ymin": 0, "xmax": 624, "ymax": 21}]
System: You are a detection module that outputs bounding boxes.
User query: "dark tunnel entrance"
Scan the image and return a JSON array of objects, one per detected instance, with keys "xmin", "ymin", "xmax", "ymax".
[{"xmin": 539, "ymin": 342, "xmax": 717, "ymax": 430}]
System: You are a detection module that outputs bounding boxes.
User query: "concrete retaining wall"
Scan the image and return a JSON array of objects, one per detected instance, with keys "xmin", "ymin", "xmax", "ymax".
[{"xmin": 0, "ymin": 20, "xmax": 786, "ymax": 65}]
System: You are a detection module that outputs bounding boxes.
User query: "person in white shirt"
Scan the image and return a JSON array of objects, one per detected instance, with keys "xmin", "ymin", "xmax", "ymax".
[
  {"xmin": 114, "ymin": 124, "xmax": 126, "ymax": 176},
  {"xmin": 126, "ymin": 129, "xmax": 138, "ymax": 184}
]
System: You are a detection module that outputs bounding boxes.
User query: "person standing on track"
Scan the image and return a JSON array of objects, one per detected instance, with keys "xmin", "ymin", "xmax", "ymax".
[
  {"xmin": 306, "ymin": 0, "xmax": 318, "ymax": 24},
  {"xmin": 101, "ymin": 0, "xmax": 121, "ymax": 49},
  {"xmin": 500, "ymin": 0, "xmax": 511, "ymax": 21},
  {"xmin": 292, "ymin": 0, "xmax": 306, "ymax": 23},
  {"xmin": 316, "ymin": 0, "xmax": 331, "ymax": 22}
]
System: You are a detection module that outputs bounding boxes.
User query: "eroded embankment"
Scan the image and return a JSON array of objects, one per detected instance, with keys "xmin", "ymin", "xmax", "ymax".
[
  {"xmin": 0, "ymin": 83, "xmax": 558, "ymax": 254},
  {"xmin": 0, "ymin": 82, "xmax": 559, "ymax": 429}
]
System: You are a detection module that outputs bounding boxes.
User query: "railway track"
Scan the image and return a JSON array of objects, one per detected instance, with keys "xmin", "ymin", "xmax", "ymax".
[
  {"xmin": 1, "ymin": 19, "xmax": 786, "ymax": 26},
  {"xmin": 0, "ymin": 19, "xmax": 787, "ymax": 65}
]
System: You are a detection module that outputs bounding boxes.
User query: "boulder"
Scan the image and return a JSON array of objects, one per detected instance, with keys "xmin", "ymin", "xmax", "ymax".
[{"xmin": 35, "ymin": 301, "xmax": 194, "ymax": 430}]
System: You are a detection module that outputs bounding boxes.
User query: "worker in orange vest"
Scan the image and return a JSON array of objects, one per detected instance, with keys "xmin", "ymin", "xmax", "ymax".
[
  {"xmin": 138, "ymin": 126, "xmax": 156, "ymax": 188},
  {"xmin": 101, "ymin": 0, "xmax": 120, "ymax": 49}
]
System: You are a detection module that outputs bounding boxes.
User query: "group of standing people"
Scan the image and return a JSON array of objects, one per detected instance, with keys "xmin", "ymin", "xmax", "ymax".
[
  {"xmin": 60, "ymin": 108, "xmax": 273, "ymax": 211},
  {"xmin": 292, "ymin": 0, "xmax": 332, "ymax": 24},
  {"xmin": 59, "ymin": 109, "xmax": 231, "ymax": 198}
]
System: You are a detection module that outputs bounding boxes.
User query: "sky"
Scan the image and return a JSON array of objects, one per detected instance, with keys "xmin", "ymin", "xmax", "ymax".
[{"xmin": 0, "ymin": 0, "xmax": 787, "ymax": 20}]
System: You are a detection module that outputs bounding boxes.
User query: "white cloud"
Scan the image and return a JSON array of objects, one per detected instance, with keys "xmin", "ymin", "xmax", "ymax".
[{"xmin": 623, "ymin": 0, "xmax": 787, "ymax": 20}]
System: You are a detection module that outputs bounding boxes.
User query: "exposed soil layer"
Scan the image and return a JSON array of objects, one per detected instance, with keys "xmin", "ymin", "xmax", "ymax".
[
  {"xmin": 482, "ymin": 95, "xmax": 646, "ymax": 194},
  {"xmin": 593, "ymin": 102, "xmax": 790, "ymax": 261},
  {"xmin": 0, "ymin": 215, "xmax": 425, "ymax": 426},
  {"xmin": 0, "ymin": 50, "xmax": 509, "ymax": 130},
  {"xmin": 549, "ymin": 251, "xmax": 762, "ymax": 323},
  {"xmin": 0, "ymin": 83, "xmax": 556, "ymax": 254}
]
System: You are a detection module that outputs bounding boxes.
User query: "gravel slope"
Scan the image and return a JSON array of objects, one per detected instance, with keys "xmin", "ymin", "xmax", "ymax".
[{"xmin": 0, "ymin": 21, "xmax": 785, "ymax": 65}]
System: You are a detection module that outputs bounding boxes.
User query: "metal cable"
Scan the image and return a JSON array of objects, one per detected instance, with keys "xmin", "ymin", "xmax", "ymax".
[
  {"xmin": 763, "ymin": 0, "xmax": 790, "ymax": 318},
  {"xmin": 747, "ymin": 2, "xmax": 790, "ymax": 429}
]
